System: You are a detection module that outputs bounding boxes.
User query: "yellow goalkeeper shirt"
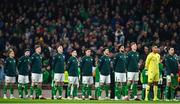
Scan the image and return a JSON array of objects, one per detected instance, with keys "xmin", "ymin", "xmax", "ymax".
[{"xmin": 145, "ymin": 52, "xmax": 160, "ymax": 73}]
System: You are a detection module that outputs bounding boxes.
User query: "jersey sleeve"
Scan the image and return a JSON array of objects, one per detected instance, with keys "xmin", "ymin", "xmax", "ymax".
[
  {"xmin": 51, "ymin": 55, "xmax": 56, "ymax": 71},
  {"xmin": 165, "ymin": 56, "xmax": 171, "ymax": 75},
  {"xmin": 80, "ymin": 57, "xmax": 84, "ymax": 70},
  {"xmin": 126, "ymin": 52, "xmax": 130, "ymax": 68},
  {"xmin": 98, "ymin": 57, "xmax": 103, "ymax": 71},
  {"xmin": 4, "ymin": 59, "xmax": 7, "ymax": 74},
  {"xmin": 66, "ymin": 58, "xmax": 71, "ymax": 71},
  {"xmin": 113, "ymin": 54, "xmax": 118, "ymax": 69},
  {"xmin": 145, "ymin": 53, "xmax": 152, "ymax": 70},
  {"xmin": 17, "ymin": 57, "xmax": 23, "ymax": 70}
]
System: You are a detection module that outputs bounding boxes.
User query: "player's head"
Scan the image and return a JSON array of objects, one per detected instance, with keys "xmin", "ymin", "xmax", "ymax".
[
  {"xmin": 71, "ymin": 50, "xmax": 77, "ymax": 57},
  {"xmin": 168, "ymin": 47, "xmax": 174, "ymax": 55},
  {"xmin": 57, "ymin": 45, "xmax": 63, "ymax": 54},
  {"xmin": 118, "ymin": 45, "xmax": 124, "ymax": 52},
  {"xmin": 131, "ymin": 42, "xmax": 137, "ymax": 51},
  {"xmin": 103, "ymin": 48, "xmax": 109, "ymax": 56},
  {"xmin": 24, "ymin": 49, "xmax": 30, "ymax": 56},
  {"xmin": 152, "ymin": 45, "xmax": 158, "ymax": 53},
  {"xmin": 8, "ymin": 49, "xmax": 15, "ymax": 58},
  {"xmin": 35, "ymin": 45, "xmax": 41, "ymax": 54},
  {"xmin": 85, "ymin": 49, "xmax": 91, "ymax": 56}
]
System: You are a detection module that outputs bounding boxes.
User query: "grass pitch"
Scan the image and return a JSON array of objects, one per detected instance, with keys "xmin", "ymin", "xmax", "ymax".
[{"xmin": 0, "ymin": 99, "xmax": 179, "ymax": 104}]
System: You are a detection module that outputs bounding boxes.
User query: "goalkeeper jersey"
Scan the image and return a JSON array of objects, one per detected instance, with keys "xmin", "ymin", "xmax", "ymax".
[{"xmin": 145, "ymin": 52, "xmax": 160, "ymax": 73}]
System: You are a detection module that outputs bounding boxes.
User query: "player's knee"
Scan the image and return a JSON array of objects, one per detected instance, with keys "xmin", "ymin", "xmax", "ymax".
[
  {"xmin": 5, "ymin": 82, "xmax": 9, "ymax": 86},
  {"xmin": 153, "ymin": 82, "xmax": 158, "ymax": 85},
  {"xmin": 128, "ymin": 80, "xmax": 132, "ymax": 84},
  {"xmin": 68, "ymin": 83, "xmax": 72, "ymax": 87},
  {"xmin": 60, "ymin": 82, "xmax": 64, "ymax": 86},
  {"xmin": 38, "ymin": 82, "xmax": 42, "ymax": 87},
  {"xmin": 134, "ymin": 81, "xmax": 138, "ymax": 84},
  {"xmin": 100, "ymin": 82, "xmax": 104, "ymax": 86},
  {"xmin": 167, "ymin": 82, "xmax": 171, "ymax": 86},
  {"xmin": 55, "ymin": 81, "xmax": 60, "ymax": 86}
]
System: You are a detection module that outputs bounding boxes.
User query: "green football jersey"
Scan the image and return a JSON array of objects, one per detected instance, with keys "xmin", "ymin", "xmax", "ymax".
[
  {"xmin": 127, "ymin": 51, "xmax": 139, "ymax": 72},
  {"xmin": 5, "ymin": 57, "xmax": 16, "ymax": 77},
  {"xmin": 18, "ymin": 55, "xmax": 31, "ymax": 75},
  {"xmin": 165, "ymin": 54, "xmax": 179, "ymax": 75},
  {"xmin": 80, "ymin": 56, "xmax": 93, "ymax": 76},
  {"xmin": 159, "ymin": 63, "xmax": 163, "ymax": 77},
  {"xmin": 98, "ymin": 55, "xmax": 111, "ymax": 76},
  {"xmin": 67, "ymin": 56, "xmax": 78, "ymax": 76},
  {"xmin": 114, "ymin": 52, "xmax": 127, "ymax": 73},
  {"xmin": 141, "ymin": 69, "xmax": 148, "ymax": 84},
  {"xmin": 52, "ymin": 53, "xmax": 65, "ymax": 73},
  {"xmin": 31, "ymin": 53, "xmax": 42, "ymax": 74}
]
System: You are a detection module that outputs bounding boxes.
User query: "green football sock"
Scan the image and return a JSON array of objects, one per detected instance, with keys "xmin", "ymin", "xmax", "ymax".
[
  {"xmin": 133, "ymin": 83, "xmax": 138, "ymax": 97},
  {"xmin": 24, "ymin": 84, "xmax": 28, "ymax": 95},
  {"xmin": 38, "ymin": 87, "xmax": 42, "ymax": 97},
  {"xmin": 99, "ymin": 86, "xmax": 102, "ymax": 97},
  {"xmin": 87, "ymin": 85, "xmax": 92, "ymax": 96},
  {"xmin": 30, "ymin": 86, "xmax": 34, "ymax": 96},
  {"xmin": 95, "ymin": 87, "xmax": 98, "ymax": 97},
  {"xmin": 122, "ymin": 83, "xmax": 126, "ymax": 97},
  {"xmin": 121, "ymin": 83, "xmax": 126, "ymax": 96},
  {"xmin": 142, "ymin": 88, "xmax": 145, "ymax": 100},
  {"xmin": 58, "ymin": 86, "xmax": 63, "ymax": 96},
  {"xmin": 157, "ymin": 86, "xmax": 161, "ymax": 99},
  {"xmin": 95, "ymin": 86, "xmax": 100, "ymax": 98},
  {"xmin": 171, "ymin": 87, "xmax": 175, "ymax": 99},
  {"xmin": 18, "ymin": 84, "xmax": 23, "ymax": 97},
  {"xmin": 73, "ymin": 86, "xmax": 78, "ymax": 97},
  {"xmin": 3, "ymin": 85, "xmax": 7, "ymax": 95},
  {"xmin": 125, "ymin": 83, "xmax": 131, "ymax": 96},
  {"xmin": 35, "ymin": 86, "xmax": 39, "ymax": 97},
  {"xmin": 67, "ymin": 86, "xmax": 71, "ymax": 97},
  {"xmin": 115, "ymin": 83, "xmax": 120, "ymax": 98},
  {"xmin": 10, "ymin": 85, "xmax": 14, "ymax": 95},
  {"xmin": 165, "ymin": 86, "xmax": 170, "ymax": 99},
  {"xmin": 81, "ymin": 84, "xmax": 86, "ymax": 96},
  {"xmin": 53, "ymin": 85, "xmax": 57, "ymax": 96},
  {"xmin": 105, "ymin": 85, "xmax": 109, "ymax": 97}
]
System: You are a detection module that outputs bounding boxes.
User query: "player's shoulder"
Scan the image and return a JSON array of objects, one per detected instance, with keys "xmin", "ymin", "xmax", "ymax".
[
  {"xmin": 5, "ymin": 57, "xmax": 10, "ymax": 62},
  {"xmin": 148, "ymin": 52, "xmax": 154, "ymax": 56},
  {"xmin": 31, "ymin": 53, "xmax": 36, "ymax": 57},
  {"xmin": 155, "ymin": 53, "xmax": 160, "ymax": 58},
  {"xmin": 19, "ymin": 55, "xmax": 25, "ymax": 61}
]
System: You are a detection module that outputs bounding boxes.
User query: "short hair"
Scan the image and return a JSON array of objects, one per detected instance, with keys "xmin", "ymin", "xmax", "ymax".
[
  {"xmin": 151, "ymin": 45, "xmax": 158, "ymax": 49},
  {"xmin": 103, "ymin": 47, "xmax": 109, "ymax": 52},
  {"xmin": 71, "ymin": 49, "xmax": 76, "ymax": 53},
  {"xmin": 56, "ymin": 44, "xmax": 63, "ymax": 49},
  {"xmin": 24, "ymin": 48, "xmax": 30, "ymax": 53},
  {"xmin": 7, "ymin": 48, "xmax": 14, "ymax": 55},
  {"xmin": 168, "ymin": 47, "xmax": 174, "ymax": 51},
  {"xmin": 85, "ymin": 48, "xmax": 91, "ymax": 52},
  {"xmin": 130, "ymin": 42, "xmax": 136, "ymax": 46},
  {"xmin": 35, "ymin": 45, "xmax": 41, "ymax": 49},
  {"xmin": 118, "ymin": 45, "xmax": 124, "ymax": 50}
]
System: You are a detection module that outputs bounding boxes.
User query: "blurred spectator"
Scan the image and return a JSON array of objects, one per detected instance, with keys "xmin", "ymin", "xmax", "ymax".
[{"xmin": 0, "ymin": 58, "xmax": 5, "ymax": 83}]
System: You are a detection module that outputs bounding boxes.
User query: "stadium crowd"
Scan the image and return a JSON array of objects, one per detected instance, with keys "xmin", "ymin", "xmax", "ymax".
[{"xmin": 0, "ymin": 0, "xmax": 179, "ymax": 101}]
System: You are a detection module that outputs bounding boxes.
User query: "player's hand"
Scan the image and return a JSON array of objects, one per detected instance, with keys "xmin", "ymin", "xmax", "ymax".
[{"xmin": 171, "ymin": 73, "xmax": 174, "ymax": 77}]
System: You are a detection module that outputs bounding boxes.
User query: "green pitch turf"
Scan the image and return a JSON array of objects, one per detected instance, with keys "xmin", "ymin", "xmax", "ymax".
[{"xmin": 0, "ymin": 99, "xmax": 179, "ymax": 104}]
